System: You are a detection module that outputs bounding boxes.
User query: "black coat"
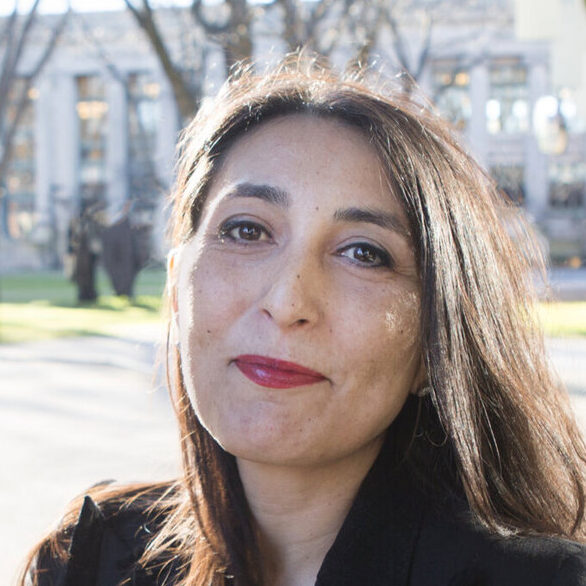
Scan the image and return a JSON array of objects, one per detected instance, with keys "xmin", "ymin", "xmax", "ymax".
[{"xmin": 36, "ymin": 443, "xmax": 586, "ymax": 585}]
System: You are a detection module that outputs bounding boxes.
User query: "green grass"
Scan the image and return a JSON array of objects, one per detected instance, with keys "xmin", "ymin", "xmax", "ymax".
[
  {"xmin": 0, "ymin": 267, "xmax": 166, "ymax": 304},
  {"xmin": 536, "ymin": 302, "xmax": 586, "ymax": 338},
  {"xmin": 1, "ymin": 270, "xmax": 585, "ymax": 344},
  {"xmin": 1, "ymin": 268, "xmax": 167, "ymax": 344}
]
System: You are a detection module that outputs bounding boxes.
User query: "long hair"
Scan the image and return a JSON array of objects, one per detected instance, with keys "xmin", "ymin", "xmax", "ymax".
[{"xmin": 21, "ymin": 55, "xmax": 586, "ymax": 585}]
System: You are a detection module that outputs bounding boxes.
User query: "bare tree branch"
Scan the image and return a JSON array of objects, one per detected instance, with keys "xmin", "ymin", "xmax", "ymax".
[
  {"xmin": 275, "ymin": 0, "xmax": 349, "ymax": 56},
  {"xmin": 413, "ymin": 12, "xmax": 433, "ymax": 80},
  {"xmin": 0, "ymin": 3, "xmax": 16, "ymax": 46},
  {"xmin": 0, "ymin": 7, "xmax": 22, "ymax": 126},
  {"xmin": 0, "ymin": 4, "xmax": 69, "ymax": 190},
  {"xmin": 386, "ymin": 6, "xmax": 412, "ymax": 75},
  {"xmin": 431, "ymin": 50, "xmax": 488, "ymax": 101},
  {"xmin": 191, "ymin": 0, "xmax": 253, "ymax": 74},
  {"xmin": 344, "ymin": 0, "xmax": 385, "ymax": 71},
  {"xmin": 6, "ymin": 0, "xmax": 42, "ymax": 79},
  {"xmin": 306, "ymin": 0, "xmax": 337, "ymax": 43},
  {"xmin": 191, "ymin": 0, "xmax": 231, "ymax": 35},
  {"xmin": 124, "ymin": 0, "xmax": 198, "ymax": 121}
]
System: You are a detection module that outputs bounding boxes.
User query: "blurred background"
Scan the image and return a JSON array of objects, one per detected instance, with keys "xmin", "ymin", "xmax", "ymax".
[{"xmin": 1, "ymin": 0, "xmax": 586, "ymax": 583}]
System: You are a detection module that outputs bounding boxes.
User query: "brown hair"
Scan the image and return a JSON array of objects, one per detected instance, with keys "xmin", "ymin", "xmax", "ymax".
[{"xmin": 21, "ymin": 54, "xmax": 586, "ymax": 585}]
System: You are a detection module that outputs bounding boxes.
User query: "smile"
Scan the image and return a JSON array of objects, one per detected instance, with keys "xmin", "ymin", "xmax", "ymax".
[{"xmin": 233, "ymin": 355, "xmax": 327, "ymax": 389}]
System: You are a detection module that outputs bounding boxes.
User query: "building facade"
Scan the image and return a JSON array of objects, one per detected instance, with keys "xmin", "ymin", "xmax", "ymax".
[{"xmin": 1, "ymin": 0, "xmax": 585, "ymax": 271}]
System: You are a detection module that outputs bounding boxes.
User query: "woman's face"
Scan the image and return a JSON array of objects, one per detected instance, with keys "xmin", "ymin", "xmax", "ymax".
[{"xmin": 174, "ymin": 115, "xmax": 423, "ymax": 469}]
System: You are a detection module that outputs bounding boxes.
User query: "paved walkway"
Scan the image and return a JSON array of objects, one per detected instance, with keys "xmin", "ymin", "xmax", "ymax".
[
  {"xmin": 1, "ymin": 327, "xmax": 585, "ymax": 584},
  {"xmin": 0, "ymin": 326, "xmax": 178, "ymax": 584}
]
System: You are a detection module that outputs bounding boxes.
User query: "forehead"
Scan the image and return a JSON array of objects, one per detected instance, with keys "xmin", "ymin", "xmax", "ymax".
[
  {"xmin": 206, "ymin": 114, "xmax": 401, "ymax": 213},
  {"xmin": 220, "ymin": 113, "xmax": 377, "ymax": 168}
]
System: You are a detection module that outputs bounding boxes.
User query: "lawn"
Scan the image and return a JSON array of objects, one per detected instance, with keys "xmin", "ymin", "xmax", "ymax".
[
  {"xmin": 536, "ymin": 301, "xmax": 586, "ymax": 338},
  {"xmin": 1, "ymin": 270, "xmax": 585, "ymax": 343},
  {"xmin": 1, "ymin": 268, "xmax": 167, "ymax": 344}
]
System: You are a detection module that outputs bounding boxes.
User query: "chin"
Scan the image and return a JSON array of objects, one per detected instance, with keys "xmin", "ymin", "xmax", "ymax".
[{"xmin": 207, "ymin": 417, "xmax": 316, "ymax": 465}]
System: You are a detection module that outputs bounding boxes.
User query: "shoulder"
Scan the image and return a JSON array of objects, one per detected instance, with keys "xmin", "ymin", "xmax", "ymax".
[
  {"xmin": 413, "ymin": 504, "xmax": 586, "ymax": 586},
  {"xmin": 25, "ymin": 481, "xmax": 180, "ymax": 586}
]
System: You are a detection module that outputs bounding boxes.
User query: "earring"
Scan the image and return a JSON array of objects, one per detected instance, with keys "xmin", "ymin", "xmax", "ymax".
[{"xmin": 416, "ymin": 385, "xmax": 431, "ymax": 398}]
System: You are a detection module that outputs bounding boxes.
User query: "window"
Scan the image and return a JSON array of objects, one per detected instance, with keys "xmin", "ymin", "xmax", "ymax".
[
  {"xmin": 432, "ymin": 61, "xmax": 471, "ymax": 131},
  {"xmin": 549, "ymin": 163, "xmax": 585, "ymax": 209},
  {"xmin": 558, "ymin": 88, "xmax": 584, "ymax": 134},
  {"xmin": 2, "ymin": 78, "xmax": 36, "ymax": 240},
  {"xmin": 127, "ymin": 72, "xmax": 161, "ymax": 222},
  {"xmin": 76, "ymin": 75, "xmax": 107, "ymax": 204},
  {"xmin": 487, "ymin": 59, "xmax": 529, "ymax": 134}
]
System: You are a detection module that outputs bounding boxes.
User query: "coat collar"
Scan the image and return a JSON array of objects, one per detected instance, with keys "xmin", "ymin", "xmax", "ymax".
[{"xmin": 315, "ymin": 437, "xmax": 428, "ymax": 586}]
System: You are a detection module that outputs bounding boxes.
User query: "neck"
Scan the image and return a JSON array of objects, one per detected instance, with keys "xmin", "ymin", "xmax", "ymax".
[{"xmin": 237, "ymin": 439, "xmax": 383, "ymax": 586}]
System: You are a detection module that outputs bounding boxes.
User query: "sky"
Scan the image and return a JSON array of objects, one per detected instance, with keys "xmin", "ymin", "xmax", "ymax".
[{"xmin": 0, "ymin": 0, "xmax": 194, "ymax": 16}]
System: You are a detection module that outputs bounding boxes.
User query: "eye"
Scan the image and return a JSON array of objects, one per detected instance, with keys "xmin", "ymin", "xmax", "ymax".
[
  {"xmin": 338, "ymin": 242, "xmax": 392, "ymax": 268},
  {"xmin": 219, "ymin": 219, "xmax": 271, "ymax": 243}
]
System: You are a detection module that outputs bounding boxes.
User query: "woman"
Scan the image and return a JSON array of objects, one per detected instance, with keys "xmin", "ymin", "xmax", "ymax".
[{"xmin": 22, "ymin": 56, "xmax": 586, "ymax": 585}]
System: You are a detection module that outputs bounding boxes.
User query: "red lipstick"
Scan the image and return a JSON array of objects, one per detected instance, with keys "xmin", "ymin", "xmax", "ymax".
[{"xmin": 233, "ymin": 355, "xmax": 326, "ymax": 389}]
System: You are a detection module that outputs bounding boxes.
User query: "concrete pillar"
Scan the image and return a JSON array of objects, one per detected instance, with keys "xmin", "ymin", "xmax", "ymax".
[
  {"xmin": 468, "ymin": 61, "xmax": 489, "ymax": 167},
  {"xmin": 45, "ymin": 72, "xmax": 78, "ymax": 263},
  {"xmin": 155, "ymin": 74, "xmax": 179, "ymax": 189},
  {"xmin": 34, "ymin": 74, "xmax": 54, "ymax": 243},
  {"xmin": 105, "ymin": 75, "xmax": 129, "ymax": 222},
  {"xmin": 525, "ymin": 59, "xmax": 549, "ymax": 220},
  {"xmin": 152, "ymin": 75, "xmax": 179, "ymax": 259}
]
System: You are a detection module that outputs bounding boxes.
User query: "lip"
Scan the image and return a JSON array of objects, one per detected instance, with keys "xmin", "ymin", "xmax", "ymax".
[{"xmin": 233, "ymin": 354, "xmax": 327, "ymax": 389}]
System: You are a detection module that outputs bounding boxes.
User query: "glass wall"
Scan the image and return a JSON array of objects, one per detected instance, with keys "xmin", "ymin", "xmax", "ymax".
[
  {"xmin": 76, "ymin": 75, "xmax": 108, "ymax": 204},
  {"xmin": 2, "ymin": 79, "xmax": 36, "ymax": 240},
  {"xmin": 486, "ymin": 59, "xmax": 529, "ymax": 135},
  {"xmin": 432, "ymin": 61, "xmax": 471, "ymax": 132},
  {"xmin": 549, "ymin": 162, "xmax": 585, "ymax": 209},
  {"xmin": 127, "ymin": 72, "xmax": 160, "ymax": 223}
]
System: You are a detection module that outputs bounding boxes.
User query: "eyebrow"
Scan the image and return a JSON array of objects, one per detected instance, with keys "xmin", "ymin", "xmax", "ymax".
[
  {"xmin": 333, "ymin": 207, "xmax": 409, "ymax": 238},
  {"xmin": 224, "ymin": 182, "xmax": 290, "ymax": 207},
  {"xmin": 223, "ymin": 182, "xmax": 409, "ymax": 238}
]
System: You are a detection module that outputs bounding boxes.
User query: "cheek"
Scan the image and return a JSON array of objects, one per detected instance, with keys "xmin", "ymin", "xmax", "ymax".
[
  {"xmin": 383, "ymin": 291, "xmax": 421, "ymax": 342},
  {"xmin": 178, "ymin": 256, "xmax": 244, "ymax": 341},
  {"xmin": 340, "ymin": 288, "xmax": 422, "ymax": 387}
]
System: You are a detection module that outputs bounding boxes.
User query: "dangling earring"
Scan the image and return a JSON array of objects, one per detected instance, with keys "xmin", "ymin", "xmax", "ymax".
[{"xmin": 416, "ymin": 385, "xmax": 431, "ymax": 398}]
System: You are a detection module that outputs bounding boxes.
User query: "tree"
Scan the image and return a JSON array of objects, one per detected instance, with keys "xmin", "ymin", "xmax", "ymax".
[
  {"xmin": 0, "ymin": 1, "xmax": 69, "ymax": 188},
  {"xmin": 122, "ymin": 0, "xmax": 390, "ymax": 122},
  {"xmin": 191, "ymin": 0, "xmax": 253, "ymax": 73},
  {"xmin": 123, "ymin": 0, "xmax": 204, "ymax": 121},
  {"xmin": 376, "ymin": 0, "xmax": 499, "ymax": 95}
]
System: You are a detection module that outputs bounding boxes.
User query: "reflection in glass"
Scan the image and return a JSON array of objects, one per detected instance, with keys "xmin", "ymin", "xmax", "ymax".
[
  {"xmin": 76, "ymin": 75, "xmax": 107, "ymax": 204},
  {"xmin": 3, "ymin": 77, "xmax": 36, "ymax": 240},
  {"xmin": 432, "ymin": 61, "xmax": 471, "ymax": 131},
  {"xmin": 127, "ymin": 72, "xmax": 161, "ymax": 226},
  {"xmin": 487, "ymin": 59, "xmax": 529, "ymax": 134},
  {"xmin": 549, "ymin": 163, "xmax": 585, "ymax": 209}
]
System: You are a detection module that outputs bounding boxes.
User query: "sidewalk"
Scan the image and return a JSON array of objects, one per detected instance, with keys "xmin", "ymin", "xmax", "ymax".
[
  {"xmin": 0, "ymin": 325, "xmax": 178, "ymax": 585},
  {"xmin": 1, "ymin": 328, "xmax": 585, "ymax": 584}
]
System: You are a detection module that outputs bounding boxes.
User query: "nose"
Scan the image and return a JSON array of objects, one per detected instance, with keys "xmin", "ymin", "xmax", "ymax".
[{"xmin": 259, "ymin": 251, "xmax": 323, "ymax": 329}]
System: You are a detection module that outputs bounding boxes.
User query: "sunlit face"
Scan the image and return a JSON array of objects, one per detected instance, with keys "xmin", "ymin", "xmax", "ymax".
[{"xmin": 174, "ymin": 115, "xmax": 423, "ymax": 469}]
